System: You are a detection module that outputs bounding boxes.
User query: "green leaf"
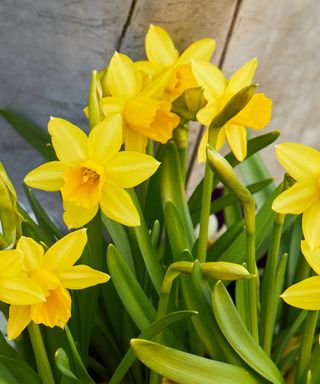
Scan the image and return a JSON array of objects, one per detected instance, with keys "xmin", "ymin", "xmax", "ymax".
[
  {"xmin": 212, "ymin": 281, "xmax": 284, "ymax": 384},
  {"xmin": 0, "ymin": 355, "xmax": 41, "ymax": 383},
  {"xmin": 109, "ymin": 310, "xmax": 197, "ymax": 384},
  {"xmin": 131, "ymin": 339, "xmax": 259, "ymax": 384},
  {"xmin": 107, "ymin": 244, "xmax": 156, "ymax": 330},
  {"xmin": 0, "ymin": 109, "xmax": 52, "ymax": 160},
  {"xmin": 55, "ymin": 348, "xmax": 80, "ymax": 384},
  {"xmin": 0, "ymin": 362, "xmax": 20, "ymax": 384}
]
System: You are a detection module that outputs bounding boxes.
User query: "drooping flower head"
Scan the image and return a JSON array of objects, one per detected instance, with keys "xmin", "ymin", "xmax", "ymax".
[
  {"xmin": 7, "ymin": 230, "xmax": 109, "ymax": 339},
  {"xmin": 102, "ymin": 52, "xmax": 180, "ymax": 152},
  {"xmin": 24, "ymin": 114, "xmax": 160, "ymax": 228},
  {"xmin": 137, "ymin": 24, "xmax": 216, "ymax": 101},
  {"xmin": 192, "ymin": 58, "xmax": 272, "ymax": 162},
  {"xmin": 272, "ymin": 142, "xmax": 320, "ymax": 249}
]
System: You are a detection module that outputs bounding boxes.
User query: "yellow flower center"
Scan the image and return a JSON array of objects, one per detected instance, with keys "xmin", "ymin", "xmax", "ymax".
[{"xmin": 61, "ymin": 160, "xmax": 105, "ymax": 209}]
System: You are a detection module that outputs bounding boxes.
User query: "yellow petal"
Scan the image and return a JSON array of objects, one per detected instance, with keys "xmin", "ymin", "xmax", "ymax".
[
  {"xmin": 275, "ymin": 142, "xmax": 320, "ymax": 181},
  {"xmin": 226, "ymin": 58, "xmax": 257, "ymax": 95},
  {"xmin": 231, "ymin": 93, "xmax": 272, "ymax": 129},
  {"xmin": 301, "ymin": 240, "xmax": 320, "ymax": 275},
  {"xmin": 101, "ymin": 97, "xmax": 125, "ymax": 116},
  {"xmin": 303, "ymin": 200, "xmax": 320, "ymax": 249},
  {"xmin": 7, "ymin": 305, "xmax": 31, "ymax": 340},
  {"xmin": 225, "ymin": 124, "xmax": 247, "ymax": 161},
  {"xmin": 48, "ymin": 117, "xmax": 88, "ymax": 165},
  {"xmin": 30, "ymin": 268, "xmax": 60, "ymax": 296},
  {"xmin": 135, "ymin": 60, "xmax": 162, "ymax": 79},
  {"xmin": 17, "ymin": 237, "xmax": 44, "ymax": 272},
  {"xmin": 139, "ymin": 69, "xmax": 172, "ymax": 99},
  {"xmin": 145, "ymin": 24, "xmax": 178, "ymax": 68},
  {"xmin": 31, "ymin": 285, "xmax": 71, "ymax": 328},
  {"xmin": 24, "ymin": 161, "xmax": 68, "ymax": 191},
  {"xmin": 56, "ymin": 265, "xmax": 110, "ymax": 290},
  {"xmin": 107, "ymin": 52, "xmax": 142, "ymax": 99},
  {"xmin": 197, "ymin": 127, "xmax": 226, "ymax": 163},
  {"xmin": 281, "ymin": 276, "xmax": 320, "ymax": 310},
  {"xmin": 191, "ymin": 61, "xmax": 225, "ymax": 100},
  {"xmin": 0, "ymin": 276, "xmax": 45, "ymax": 305},
  {"xmin": 63, "ymin": 201, "xmax": 99, "ymax": 229},
  {"xmin": 272, "ymin": 181, "xmax": 319, "ymax": 214},
  {"xmin": 196, "ymin": 99, "xmax": 218, "ymax": 126},
  {"xmin": 105, "ymin": 151, "xmax": 160, "ymax": 188},
  {"xmin": 124, "ymin": 129, "xmax": 148, "ymax": 152},
  {"xmin": 88, "ymin": 114, "xmax": 122, "ymax": 164},
  {"xmin": 44, "ymin": 229, "xmax": 87, "ymax": 271},
  {"xmin": 100, "ymin": 182, "xmax": 140, "ymax": 227},
  {"xmin": 177, "ymin": 38, "xmax": 216, "ymax": 66},
  {"xmin": 0, "ymin": 250, "xmax": 23, "ymax": 277}
]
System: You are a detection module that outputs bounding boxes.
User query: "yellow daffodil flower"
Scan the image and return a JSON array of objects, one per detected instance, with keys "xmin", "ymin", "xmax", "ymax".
[
  {"xmin": 136, "ymin": 24, "xmax": 216, "ymax": 101},
  {"xmin": 0, "ymin": 249, "xmax": 45, "ymax": 306},
  {"xmin": 281, "ymin": 240, "xmax": 320, "ymax": 309},
  {"xmin": 272, "ymin": 142, "xmax": 320, "ymax": 249},
  {"xmin": 102, "ymin": 52, "xmax": 180, "ymax": 152},
  {"xmin": 7, "ymin": 229, "xmax": 109, "ymax": 340},
  {"xmin": 24, "ymin": 114, "xmax": 160, "ymax": 228},
  {"xmin": 192, "ymin": 58, "xmax": 272, "ymax": 162}
]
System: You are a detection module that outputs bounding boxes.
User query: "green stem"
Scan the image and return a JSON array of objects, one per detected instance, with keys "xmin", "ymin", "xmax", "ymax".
[
  {"xmin": 260, "ymin": 213, "xmax": 285, "ymax": 354},
  {"xmin": 296, "ymin": 311, "xmax": 318, "ymax": 383},
  {"xmin": 28, "ymin": 322, "xmax": 55, "ymax": 384}
]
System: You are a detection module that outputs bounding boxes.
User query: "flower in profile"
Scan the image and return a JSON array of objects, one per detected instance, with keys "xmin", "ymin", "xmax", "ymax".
[
  {"xmin": 136, "ymin": 24, "xmax": 216, "ymax": 101},
  {"xmin": 0, "ymin": 249, "xmax": 45, "ymax": 306},
  {"xmin": 7, "ymin": 230, "xmax": 109, "ymax": 340},
  {"xmin": 102, "ymin": 52, "xmax": 180, "ymax": 152},
  {"xmin": 281, "ymin": 240, "xmax": 320, "ymax": 309},
  {"xmin": 192, "ymin": 58, "xmax": 272, "ymax": 162},
  {"xmin": 24, "ymin": 114, "xmax": 160, "ymax": 228},
  {"xmin": 272, "ymin": 142, "xmax": 320, "ymax": 249}
]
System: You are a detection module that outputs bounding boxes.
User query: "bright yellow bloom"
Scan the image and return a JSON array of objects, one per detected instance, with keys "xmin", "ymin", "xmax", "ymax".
[
  {"xmin": 192, "ymin": 58, "xmax": 272, "ymax": 162},
  {"xmin": 24, "ymin": 114, "xmax": 160, "ymax": 228},
  {"xmin": 281, "ymin": 240, "xmax": 320, "ymax": 309},
  {"xmin": 102, "ymin": 52, "xmax": 180, "ymax": 152},
  {"xmin": 0, "ymin": 249, "xmax": 45, "ymax": 306},
  {"xmin": 7, "ymin": 230, "xmax": 109, "ymax": 339},
  {"xmin": 136, "ymin": 24, "xmax": 216, "ymax": 101},
  {"xmin": 272, "ymin": 143, "xmax": 320, "ymax": 249}
]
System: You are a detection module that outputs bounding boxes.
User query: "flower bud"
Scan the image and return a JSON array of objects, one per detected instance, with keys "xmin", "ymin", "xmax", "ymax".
[{"xmin": 172, "ymin": 87, "xmax": 207, "ymax": 121}]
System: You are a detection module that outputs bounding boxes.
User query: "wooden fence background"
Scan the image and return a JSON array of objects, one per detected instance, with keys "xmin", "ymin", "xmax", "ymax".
[{"xmin": 0, "ymin": 0, "xmax": 319, "ymax": 219}]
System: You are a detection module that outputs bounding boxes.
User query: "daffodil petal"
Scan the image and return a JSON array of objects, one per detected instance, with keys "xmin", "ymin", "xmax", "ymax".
[
  {"xmin": 17, "ymin": 237, "xmax": 44, "ymax": 272},
  {"xmin": 107, "ymin": 53, "xmax": 142, "ymax": 99},
  {"xmin": 301, "ymin": 240, "xmax": 320, "ymax": 275},
  {"xmin": 225, "ymin": 124, "xmax": 247, "ymax": 161},
  {"xmin": 43, "ymin": 229, "xmax": 87, "ymax": 271},
  {"xmin": 272, "ymin": 181, "xmax": 319, "ymax": 214},
  {"xmin": 139, "ymin": 69, "xmax": 172, "ymax": 99},
  {"xmin": 134, "ymin": 60, "xmax": 162, "ymax": 79},
  {"xmin": 0, "ymin": 250, "xmax": 23, "ymax": 277},
  {"xmin": 275, "ymin": 143, "xmax": 320, "ymax": 181},
  {"xmin": 7, "ymin": 305, "xmax": 31, "ymax": 340},
  {"xmin": 24, "ymin": 161, "xmax": 68, "ymax": 191},
  {"xmin": 101, "ymin": 97, "xmax": 125, "ymax": 116},
  {"xmin": 196, "ymin": 99, "xmax": 218, "ymax": 126},
  {"xmin": 145, "ymin": 24, "xmax": 178, "ymax": 68},
  {"xmin": 100, "ymin": 182, "xmax": 140, "ymax": 227},
  {"xmin": 231, "ymin": 93, "xmax": 272, "ymax": 129},
  {"xmin": 177, "ymin": 38, "xmax": 216, "ymax": 66},
  {"xmin": 105, "ymin": 151, "xmax": 160, "ymax": 188},
  {"xmin": 303, "ymin": 200, "xmax": 320, "ymax": 249},
  {"xmin": 197, "ymin": 127, "xmax": 225, "ymax": 163},
  {"xmin": 192, "ymin": 61, "xmax": 225, "ymax": 100},
  {"xmin": 56, "ymin": 265, "xmax": 110, "ymax": 290},
  {"xmin": 88, "ymin": 114, "xmax": 122, "ymax": 164},
  {"xmin": 226, "ymin": 58, "xmax": 257, "ymax": 95},
  {"xmin": 63, "ymin": 201, "xmax": 99, "ymax": 229},
  {"xmin": 48, "ymin": 118, "xmax": 88, "ymax": 165},
  {"xmin": 0, "ymin": 276, "xmax": 45, "ymax": 305},
  {"xmin": 124, "ymin": 129, "xmax": 148, "ymax": 152},
  {"xmin": 281, "ymin": 276, "xmax": 320, "ymax": 310}
]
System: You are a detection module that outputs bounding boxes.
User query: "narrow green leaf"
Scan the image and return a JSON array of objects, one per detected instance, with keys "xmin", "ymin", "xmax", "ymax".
[
  {"xmin": 0, "ymin": 109, "xmax": 52, "ymax": 160},
  {"xmin": 109, "ymin": 310, "xmax": 197, "ymax": 384},
  {"xmin": 150, "ymin": 219, "xmax": 160, "ymax": 248},
  {"xmin": 131, "ymin": 339, "xmax": 259, "ymax": 384},
  {"xmin": 55, "ymin": 348, "xmax": 80, "ymax": 383},
  {"xmin": 0, "ymin": 361, "xmax": 20, "ymax": 384},
  {"xmin": 212, "ymin": 281, "xmax": 284, "ymax": 384},
  {"xmin": 0, "ymin": 356, "xmax": 41, "ymax": 383}
]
